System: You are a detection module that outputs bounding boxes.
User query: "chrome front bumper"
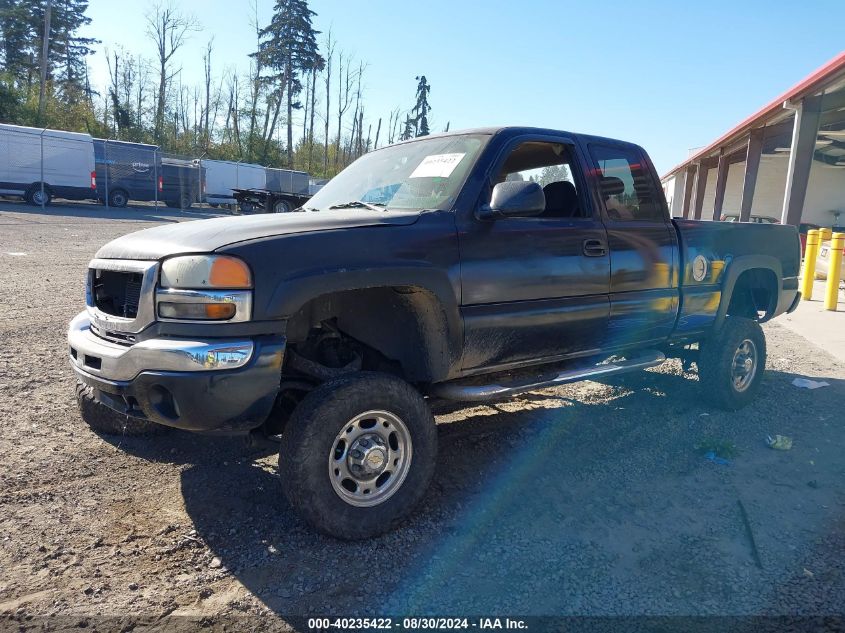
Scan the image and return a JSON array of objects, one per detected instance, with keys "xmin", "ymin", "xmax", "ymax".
[{"xmin": 67, "ymin": 311, "xmax": 254, "ymax": 382}]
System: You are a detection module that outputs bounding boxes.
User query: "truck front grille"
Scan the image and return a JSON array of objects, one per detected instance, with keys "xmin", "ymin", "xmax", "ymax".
[{"xmin": 92, "ymin": 269, "xmax": 144, "ymax": 318}]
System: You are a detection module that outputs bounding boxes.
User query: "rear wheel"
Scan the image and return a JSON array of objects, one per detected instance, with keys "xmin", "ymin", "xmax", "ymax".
[
  {"xmin": 279, "ymin": 372, "xmax": 437, "ymax": 539},
  {"xmin": 273, "ymin": 199, "xmax": 291, "ymax": 213},
  {"xmin": 108, "ymin": 189, "xmax": 128, "ymax": 208},
  {"xmin": 75, "ymin": 381, "xmax": 167, "ymax": 436},
  {"xmin": 179, "ymin": 192, "xmax": 193, "ymax": 209},
  {"xmin": 698, "ymin": 317, "xmax": 766, "ymax": 410}
]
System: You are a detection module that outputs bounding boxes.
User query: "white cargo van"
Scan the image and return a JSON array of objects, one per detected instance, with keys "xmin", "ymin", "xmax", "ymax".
[
  {"xmin": 202, "ymin": 159, "xmax": 266, "ymax": 207},
  {"xmin": 0, "ymin": 123, "xmax": 96, "ymax": 206}
]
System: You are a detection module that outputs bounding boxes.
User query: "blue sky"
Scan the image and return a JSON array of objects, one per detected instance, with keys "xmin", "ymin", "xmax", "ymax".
[{"xmin": 83, "ymin": 0, "xmax": 845, "ymax": 175}]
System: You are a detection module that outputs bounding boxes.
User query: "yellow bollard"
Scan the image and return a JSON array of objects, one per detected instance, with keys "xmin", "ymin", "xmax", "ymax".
[
  {"xmin": 823, "ymin": 232, "xmax": 844, "ymax": 311},
  {"xmin": 801, "ymin": 229, "xmax": 820, "ymax": 301},
  {"xmin": 820, "ymin": 227, "xmax": 833, "ymax": 242}
]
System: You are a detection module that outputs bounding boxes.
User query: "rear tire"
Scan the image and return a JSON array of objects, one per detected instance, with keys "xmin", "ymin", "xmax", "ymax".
[
  {"xmin": 698, "ymin": 316, "xmax": 766, "ymax": 411},
  {"xmin": 179, "ymin": 192, "xmax": 193, "ymax": 210},
  {"xmin": 279, "ymin": 372, "xmax": 437, "ymax": 539},
  {"xmin": 273, "ymin": 199, "xmax": 291, "ymax": 213},
  {"xmin": 108, "ymin": 189, "xmax": 128, "ymax": 208},
  {"xmin": 75, "ymin": 381, "xmax": 167, "ymax": 436}
]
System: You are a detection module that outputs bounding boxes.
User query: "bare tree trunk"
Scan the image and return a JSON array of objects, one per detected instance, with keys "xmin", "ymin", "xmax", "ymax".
[
  {"xmin": 147, "ymin": 5, "xmax": 198, "ymax": 143},
  {"xmin": 264, "ymin": 87, "xmax": 283, "ymax": 159},
  {"xmin": 335, "ymin": 52, "xmax": 353, "ymax": 171},
  {"xmin": 323, "ymin": 31, "xmax": 334, "ymax": 176},
  {"xmin": 301, "ymin": 70, "xmax": 309, "ymax": 146},
  {"xmin": 37, "ymin": 0, "xmax": 52, "ymax": 125},
  {"xmin": 286, "ymin": 54, "xmax": 294, "ymax": 167},
  {"xmin": 203, "ymin": 39, "xmax": 213, "ymax": 149},
  {"xmin": 374, "ymin": 117, "xmax": 381, "ymax": 150},
  {"xmin": 307, "ymin": 65, "xmax": 318, "ymax": 174}
]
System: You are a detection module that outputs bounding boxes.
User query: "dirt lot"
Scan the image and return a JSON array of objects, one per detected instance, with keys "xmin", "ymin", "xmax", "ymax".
[{"xmin": 1, "ymin": 200, "xmax": 844, "ymax": 630}]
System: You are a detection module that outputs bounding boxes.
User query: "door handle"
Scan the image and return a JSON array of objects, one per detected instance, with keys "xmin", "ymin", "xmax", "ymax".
[{"xmin": 583, "ymin": 239, "xmax": 607, "ymax": 257}]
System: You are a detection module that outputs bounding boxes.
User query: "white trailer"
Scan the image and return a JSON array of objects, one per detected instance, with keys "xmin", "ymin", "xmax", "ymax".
[
  {"xmin": 202, "ymin": 159, "xmax": 266, "ymax": 209},
  {"xmin": 0, "ymin": 123, "xmax": 96, "ymax": 206}
]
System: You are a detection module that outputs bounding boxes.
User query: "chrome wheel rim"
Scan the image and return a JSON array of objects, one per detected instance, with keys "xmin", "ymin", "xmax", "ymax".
[
  {"xmin": 328, "ymin": 410, "xmax": 412, "ymax": 507},
  {"xmin": 731, "ymin": 338, "xmax": 758, "ymax": 392}
]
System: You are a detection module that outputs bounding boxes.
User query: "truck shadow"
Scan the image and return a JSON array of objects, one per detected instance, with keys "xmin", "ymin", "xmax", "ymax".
[{"xmin": 173, "ymin": 366, "xmax": 845, "ymax": 616}]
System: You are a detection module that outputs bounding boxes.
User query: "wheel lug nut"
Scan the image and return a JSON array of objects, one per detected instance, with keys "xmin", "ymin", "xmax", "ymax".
[{"xmin": 360, "ymin": 439, "xmax": 370, "ymax": 448}]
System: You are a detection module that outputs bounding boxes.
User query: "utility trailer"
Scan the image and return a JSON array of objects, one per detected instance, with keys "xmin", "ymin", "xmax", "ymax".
[{"xmin": 231, "ymin": 167, "xmax": 311, "ymax": 213}]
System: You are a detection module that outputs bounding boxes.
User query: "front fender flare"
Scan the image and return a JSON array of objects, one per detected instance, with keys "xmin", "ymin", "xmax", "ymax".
[{"xmin": 265, "ymin": 265, "xmax": 463, "ymax": 370}]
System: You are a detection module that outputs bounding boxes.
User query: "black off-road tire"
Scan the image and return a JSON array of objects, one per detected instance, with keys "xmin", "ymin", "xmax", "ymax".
[
  {"xmin": 279, "ymin": 372, "xmax": 437, "ymax": 540},
  {"xmin": 698, "ymin": 316, "xmax": 766, "ymax": 411},
  {"xmin": 75, "ymin": 381, "xmax": 167, "ymax": 436}
]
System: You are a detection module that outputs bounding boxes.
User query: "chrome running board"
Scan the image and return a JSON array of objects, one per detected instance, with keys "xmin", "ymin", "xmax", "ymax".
[{"xmin": 430, "ymin": 351, "xmax": 666, "ymax": 402}]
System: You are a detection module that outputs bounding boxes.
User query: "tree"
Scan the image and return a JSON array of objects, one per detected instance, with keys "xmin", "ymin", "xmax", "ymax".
[
  {"xmin": 256, "ymin": 0, "xmax": 323, "ymax": 167},
  {"xmin": 0, "ymin": 0, "xmax": 39, "ymax": 90},
  {"xmin": 145, "ymin": 3, "xmax": 198, "ymax": 143},
  {"xmin": 399, "ymin": 114, "xmax": 414, "ymax": 141},
  {"xmin": 50, "ymin": 0, "xmax": 99, "ymax": 99},
  {"xmin": 412, "ymin": 75, "xmax": 431, "ymax": 137}
]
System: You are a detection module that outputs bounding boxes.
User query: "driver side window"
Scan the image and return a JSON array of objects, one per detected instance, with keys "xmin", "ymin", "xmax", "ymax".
[{"xmin": 494, "ymin": 141, "xmax": 586, "ymax": 219}]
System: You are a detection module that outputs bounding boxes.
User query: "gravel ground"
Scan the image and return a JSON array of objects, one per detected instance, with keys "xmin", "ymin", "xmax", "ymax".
[{"xmin": 1, "ymin": 200, "xmax": 843, "ymax": 630}]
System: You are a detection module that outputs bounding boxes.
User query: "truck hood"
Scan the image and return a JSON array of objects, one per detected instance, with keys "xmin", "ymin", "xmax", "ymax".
[{"xmin": 95, "ymin": 209, "xmax": 422, "ymax": 260}]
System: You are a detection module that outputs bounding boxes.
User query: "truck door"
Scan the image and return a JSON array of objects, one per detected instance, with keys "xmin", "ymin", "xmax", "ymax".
[
  {"xmin": 457, "ymin": 135, "xmax": 611, "ymax": 372},
  {"xmin": 586, "ymin": 142, "xmax": 679, "ymax": 348}
]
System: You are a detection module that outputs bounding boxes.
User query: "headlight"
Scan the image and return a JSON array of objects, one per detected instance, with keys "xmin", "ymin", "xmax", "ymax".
[
  {"xmin": 158, "ymin": 255, "xmax": 253, "ymax": 322},
  {"xmin": 160, "ymin": 255, "xmax": 252, "ymax": 289}
]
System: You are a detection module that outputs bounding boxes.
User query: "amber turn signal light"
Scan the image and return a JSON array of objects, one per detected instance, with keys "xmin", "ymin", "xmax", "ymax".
[{"xmin": 209, "ymin": 257, "xmax": 252, "ymax": 289}]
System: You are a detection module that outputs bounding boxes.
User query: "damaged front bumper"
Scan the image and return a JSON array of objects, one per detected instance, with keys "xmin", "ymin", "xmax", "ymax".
[{"xmin": 68, "ymin": 311, "xmax": 285, "ymax": 433}]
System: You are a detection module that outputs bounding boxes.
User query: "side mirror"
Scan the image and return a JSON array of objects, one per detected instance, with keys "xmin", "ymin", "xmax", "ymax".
[{"xmin": 478, "ymin": 181, "xmax": 545, "ymax": 220}]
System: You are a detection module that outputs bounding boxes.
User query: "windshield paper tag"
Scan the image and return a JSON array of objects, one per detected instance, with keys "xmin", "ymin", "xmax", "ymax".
[{"xmin": 409, "ymin": 153, "xmax": 465, "ymax": 179}]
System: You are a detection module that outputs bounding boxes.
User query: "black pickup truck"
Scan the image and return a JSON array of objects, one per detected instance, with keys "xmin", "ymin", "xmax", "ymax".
[{"xmin": 68, "ymin": 127, "xmax": 801, "ymax": 539}]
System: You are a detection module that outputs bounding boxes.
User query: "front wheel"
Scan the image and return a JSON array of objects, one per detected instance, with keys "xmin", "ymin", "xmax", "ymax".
[
  {"xmin": 279, "ymin": 372, "xmax": 437, "ymax": 539},
  {"xmin": 28, "ymin": 186, "xmax": 52, "ymax": 207},
  {"xmin": 698, "ymin": 316, "xmax": 766, "ymax": 410}
]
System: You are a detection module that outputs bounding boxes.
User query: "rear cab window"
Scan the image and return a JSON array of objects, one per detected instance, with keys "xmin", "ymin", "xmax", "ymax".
[{"xmin": 589, "ymin": 143, "xmax": 666, "ymax": 222}]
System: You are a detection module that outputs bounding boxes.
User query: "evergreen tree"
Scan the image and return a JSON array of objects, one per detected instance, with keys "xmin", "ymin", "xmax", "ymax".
[
  {"xmin": 0, "ymin": 0, "xmax": 38, "ymax": 89},
  {"xmin": 256, "ymin": 0, "xmax": 323, "ymax": 167},
  {"xmin": 399, "ymin": 114, "xmax": 414, "ymax": 141},
  {"xmin": 0, "ymin": 0, "xmax": 97, "ymax": 99},
  {"xmin": 412, "ymin": 74, "xmax": 430, "ymax": 137},
  {"xmin": 48, "ymin": 0, "xmax": 99, "ymax": 99}
]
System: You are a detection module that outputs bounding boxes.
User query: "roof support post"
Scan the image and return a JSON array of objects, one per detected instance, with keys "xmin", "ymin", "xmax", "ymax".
[
  {"xmin": 739, "ymin": 128, "xmax": 764, "ymax": 222},
  {"xmin": 681, "ymin": 165, "xmax": 696, "ymax": 218},
  {"xmin": 692, "ymin": 161, "xmax": 710, "ymax": 220},
  {"xmin": 781, "ymin": 95, "xmax": 822, "ymax": 226},
  {"xmin": 711, "ymin": 149, "xmax": 730, "ymax": 221}
]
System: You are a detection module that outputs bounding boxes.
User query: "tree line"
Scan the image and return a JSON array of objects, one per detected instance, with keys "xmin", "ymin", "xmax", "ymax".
[{"xmin": 0, "ymin": 0, "xmax": 440, "ymax": 178}]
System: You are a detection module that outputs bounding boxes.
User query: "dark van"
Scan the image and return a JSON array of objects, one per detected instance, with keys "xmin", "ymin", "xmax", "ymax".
[
  {"xmin": 161, "ymin": 158, "xmax": 205, "ymax": 210},
  {"xmin": 94, "ymin": 139, "xmax": 161, "ymax": 208}
]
